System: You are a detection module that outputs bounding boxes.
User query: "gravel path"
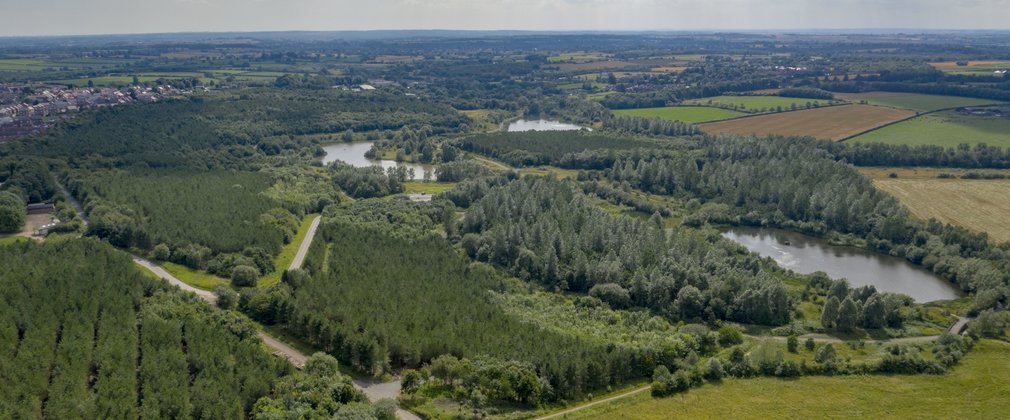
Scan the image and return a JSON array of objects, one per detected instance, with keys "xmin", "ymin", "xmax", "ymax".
[
  {"xmin": 131, "ymin": 255, "xmax": 217, "ymax": 303},
  {"xmin": 289, "ymin": 215, "xmax": 321, "ymax": 270}
]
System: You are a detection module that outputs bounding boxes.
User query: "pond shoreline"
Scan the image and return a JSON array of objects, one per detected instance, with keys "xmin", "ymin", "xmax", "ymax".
[{"xmin": 721, "ymin": 226, "xmax": 962, "ymax": 303}]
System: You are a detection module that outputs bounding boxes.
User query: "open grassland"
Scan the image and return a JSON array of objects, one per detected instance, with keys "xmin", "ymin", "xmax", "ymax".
[
  {"xmin": 613, "ymin": 106, "xmax": 745, "ymax": 123},
  {"xmin": 834, "ymin": 92, "xmax": 1004, "ymax": 112},
  {"xmin": 684, "ymin": 95, "xmax": 834, "ymax": 111},
  {"xmin": 159, "ymin": 261, "xmax": 228, "ymax": 290},
  {"xmin": 572, "ymin": 340, "xmax": 1010, "ymax": 419},
  {"xmin": 860, "ymin": 167, "xmax": 1010, "ymax": 243},
  {"xmin": 404, "ymin": 181, "xmax": 456, "ymax": 194},
  {"xmin": 699, "ymin": 104, "xmax": 915, "ymax": 141},
  {"xmin": 850, "ymin": 110, "xmax": 1010, "ymax": 147}
]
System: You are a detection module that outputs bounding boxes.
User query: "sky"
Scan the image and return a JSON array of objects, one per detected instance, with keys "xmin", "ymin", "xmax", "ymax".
[{"xmin": 2, "ymin": 0, "xmax": 1010, "ymax": 36}]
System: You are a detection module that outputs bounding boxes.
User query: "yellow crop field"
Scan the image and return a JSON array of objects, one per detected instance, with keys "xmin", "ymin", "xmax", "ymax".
[{"xmin": 861, "ymin": 167, "xmax": 1010, "ymax": 243}]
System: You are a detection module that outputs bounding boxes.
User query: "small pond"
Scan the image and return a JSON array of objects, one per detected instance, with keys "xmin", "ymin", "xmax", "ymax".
[
  {"xmin": 721, "ymin": 227, "xmax": 961, "ymax": 302},
  {"xmin": 321, "ymin": 142, "xmax": 435, "ymax": 181},
  {"xmin": 507, "ymin": 119, "xmax": 589, "ymax": 132}
]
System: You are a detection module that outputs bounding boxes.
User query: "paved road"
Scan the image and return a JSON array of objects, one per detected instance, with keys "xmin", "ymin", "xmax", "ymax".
[
  {"xmin": 289, "ymin": 215, "xmax": 321, "ymax": 270},
  {"xmin": 535, "ymin": 385, "xmax": 652, "ymax": 420}
]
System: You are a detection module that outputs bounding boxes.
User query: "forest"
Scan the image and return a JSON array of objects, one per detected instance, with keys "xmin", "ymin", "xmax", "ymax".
[
  {"xmin": 455, "ymin": 131, "xmax": 668, "ymax": 169},
  {"xmin": 0, "ymin": 239, "xmax": 289, "ymax": 418},
  {"xmin": 2, "ymin": 30, "xmax": 1010, "ymax": 419}
]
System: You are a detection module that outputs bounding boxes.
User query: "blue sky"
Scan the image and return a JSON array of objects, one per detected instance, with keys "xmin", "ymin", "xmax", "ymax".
[{"xmin": 3, "ymin": 0, "xmax": 1010, "ymax": 36}]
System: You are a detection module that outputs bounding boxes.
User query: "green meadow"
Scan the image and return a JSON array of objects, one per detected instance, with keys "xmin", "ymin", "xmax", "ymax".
[
  {"xmin": 850, "ymin": 110, "xmax": 1010, "ymax": 147},
  {"xmin": 613, "ymin": 106, "xmax": 746, "ymax": 123}
]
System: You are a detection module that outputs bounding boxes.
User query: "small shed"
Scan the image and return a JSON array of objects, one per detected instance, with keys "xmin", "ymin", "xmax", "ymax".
[{"xmin": 27, "ymin": 203, "xmax": 55, "ymax": 215}]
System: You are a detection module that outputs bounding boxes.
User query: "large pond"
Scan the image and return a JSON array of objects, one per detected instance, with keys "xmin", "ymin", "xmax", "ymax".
[
  {"xmin": 721, "ymin": 227, "xmax": 961, "ymax": 302},
  {"xmin": 321, "ymin": 142, "xmax": 434, "ymax": 181},
  {"xmin": 507, "ymin": 119, "xmax": 589, "ymax": 132}
]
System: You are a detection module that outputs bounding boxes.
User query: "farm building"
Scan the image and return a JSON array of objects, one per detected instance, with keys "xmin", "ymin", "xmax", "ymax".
[{"xmin": 27, "ymin": 203, "xmax": 55, "ymax": 215}]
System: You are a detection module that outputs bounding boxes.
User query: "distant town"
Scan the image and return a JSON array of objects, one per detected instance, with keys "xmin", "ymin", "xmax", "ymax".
[{"xmin": 0, "ymin": 83, "xmax": 185, "ymax": 141}]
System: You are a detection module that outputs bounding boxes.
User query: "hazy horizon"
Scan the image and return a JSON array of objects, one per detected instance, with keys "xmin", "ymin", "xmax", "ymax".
[{"xmin": 3, "ymin": 0, "xmax": 1010, "ymax": 37}]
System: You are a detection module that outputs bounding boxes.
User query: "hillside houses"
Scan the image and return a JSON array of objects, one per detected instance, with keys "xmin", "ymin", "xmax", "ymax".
[{"xmin": 0, "ymin": 83, "xmax": 182, "ymax": 141}]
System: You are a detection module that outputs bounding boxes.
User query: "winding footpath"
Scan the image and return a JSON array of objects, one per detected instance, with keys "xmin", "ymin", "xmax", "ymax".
[{"xmin": 129, "ymin": 217, "xmax": 418, "ymax": 420}]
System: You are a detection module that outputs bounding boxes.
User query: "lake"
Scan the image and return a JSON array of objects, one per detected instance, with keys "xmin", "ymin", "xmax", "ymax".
[
  {"xmin": 321, "ymin": 142, "xmax": 435, "ymax": 181},
  {"xmin": 507, "ymin": 119, "xmax": 589, "ymax": 132},
  {"xmin": 721, "ymin": 227, "xmax": 961, "ymax": 302}
]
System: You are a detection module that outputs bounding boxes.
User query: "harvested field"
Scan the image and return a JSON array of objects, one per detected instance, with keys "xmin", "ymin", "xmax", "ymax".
[
  {"xmin": 860, "ymin": 167, "xmax": 1010, "ymax": 243},
  {"xmin": 698, "ymin": 104, "xmax": 915, "ymax": 141}
]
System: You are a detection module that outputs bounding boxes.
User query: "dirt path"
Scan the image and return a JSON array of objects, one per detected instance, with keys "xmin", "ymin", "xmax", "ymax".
[
  {"xmin": 257, "ymin": 331, "xmax": 307, "ymax": 368},
  {"xmin": 535, "ymin": 385, "xmax": 652, "ymax": 420},
  {"xmin": 132, "ymin": 243, "xmax": 418, "ymax": 419},
  {"xmin": 132, "ymin": 256, "xmax": 217, "ymax": 303},
  {"xmin": 55, "ymin": 180, "xmax": 88, "ymax": 227},
  {"xmin": 289, "ymin": 215, "xmax": 321, "ymax": 270}
]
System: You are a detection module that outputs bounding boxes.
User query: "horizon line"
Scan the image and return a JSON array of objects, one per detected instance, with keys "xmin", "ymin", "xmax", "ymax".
[{"xmin": 3, "ymin": 27, "xmax": 1010, "ymax": 39}]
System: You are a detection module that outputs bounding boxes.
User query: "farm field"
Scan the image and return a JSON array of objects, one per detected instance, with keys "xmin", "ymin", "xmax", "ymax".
[
  {"xmin": 834, "ymin": 92, "xmax": 1004, "ymax": 112},
  {"xmin": 849, "ymin": 110, "xmax": 1010, "ymax": 147},
  {"xmin": 859, "ymin": 167, "xmax": 1010, "ymax": 243},
  {"xmin": 684, "ymin": 95, "xmax": 835, "ymax": 111},
  {"xmin": 548, "ymin": 52, "xmax": 611, "ymax": 62},
  {"xmin": 571, "ymin": 340, "xmax": 1010, "ymax": 419},
  {"xmin": 929, "ymin": 60, "xmax": 1010, "ymax": 75},
  {"xmin": 698, "ymin": 104, "xmax": 915, "ymax": 141},
  {"xmin": 613, "ymin": 106, "xmax": 745, "ymax": 123}
]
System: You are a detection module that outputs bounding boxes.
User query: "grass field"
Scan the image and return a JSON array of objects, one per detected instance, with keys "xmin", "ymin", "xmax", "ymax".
[
  {"xmin": 404, "ymin": 181, "xmax": 456, "ymax": 194},
  {"xmin": 684, "ymin": 95, "xmax": 834, "ymax": 111},
  {"xmin": 0, "ymin": 236, "xmax": 28, "ymax": 245},
  {"xmin": 834, "ymin": 92, "xmax": 1004, "ymax": 112},
  {"xmin": 159, "ymin": 261, "xmax": 228, "ymax": 290},
  {"xmin": 613, "ymin": 106, "xmax": 745, "ymax": 123},
  {"xmin": 850, "ymin": 110, "xmax": 1010, "ymax": 147},
  {"xmin": 698, "ymin": 104, "xmax": 915, "ymax": 141},
  {"xmin": 258, "ymin": 213, "xmax": 318, "ymax": 288},
  {"xmin": 572, "ymin": 340, "xmax": 1010, "ymax": 419},
  {"xmin": 860, "ymin": 167, "xmax": 1010, "ymax": 243}
]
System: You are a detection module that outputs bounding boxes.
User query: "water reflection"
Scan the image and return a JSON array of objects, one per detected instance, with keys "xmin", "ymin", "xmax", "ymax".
[
  {"xmin": 722, "ymin": 227, "xmax": 961, "ymax": 302},
  {"xmin": 321, "ymin": 142, "xmax": 435, "ymax": 181}
]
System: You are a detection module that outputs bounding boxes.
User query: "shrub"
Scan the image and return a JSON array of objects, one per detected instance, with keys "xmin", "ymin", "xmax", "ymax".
[
  {"xmin": 152, "ymin": 243, "xmax": 171, "ymax": 261},
  {"xmin": 214, "ymin": 286, "xmax": 239, "ymax": 310},
  {"xmin": 717, "ymin": 325, "xmax": 744, "ymax": 347},
  {"xmin": 703, "ymin": 358, "xmax": 725, "ymax": 381},
  {"xmin": 231, "ymin": 265, "xmax": 260, "ymax": 287},
  {"xmin": 814, "ymin": 343, "xmax": 837, "ymax": 364},
  {"xmin": 589, "ymin": 283, "xmax": 631, "ymax": 309}
]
